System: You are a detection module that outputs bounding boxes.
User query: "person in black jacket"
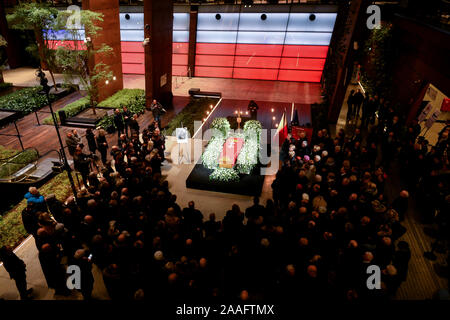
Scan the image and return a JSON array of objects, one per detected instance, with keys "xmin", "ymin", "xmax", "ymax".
[
  {"xmin": 114, "ymin": 109, "xmax": 125, "ymax": 142},
  {"xmin": 0, "ymin": 246, "xmax": 33, "ymax": 299},
  {"xmin": 21, "ymin": 203, "xmax": 39, "ymax": 237},
  {"xmin": 72, "ymin": 249, "xmax": 94, "ymax": 300},
  {"xmin": 122, "ymin": 106, "xmax": 132, "ymax": 138},
  {"xmin": 73, "ymin": 146, "xmax": 92, "ymax": 187},
  {"xmin": 96, "ymin": 129, "xmax": 109, "ymax": 165},
  {"xmin": 65, "ymin": 132, "xmax": 79, "ymax": 157},
  {"xmin": 353, "ymin": 89, "xmax": 365, "ymax": 119},
  {"xmin": 129, "ymin": 114, "xmax": 140, "ymax": 136},
  {"xmin": 85, "ymin": 128, "xmax": 97, "ymax": 154},
  {"xmin": 346, "ymin": 90, "xmax": 355, "ymax": 121}
]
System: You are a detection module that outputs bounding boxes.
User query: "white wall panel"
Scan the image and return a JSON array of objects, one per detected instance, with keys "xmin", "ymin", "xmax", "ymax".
[
  {"xmin": 119, "ymin": 13, "xmax": 144, "ymax": 30},
  {"xmin": 197, "ymin": 13, "xmax": 239, "ymax": 31},
  {"xmin": 197, "ymin": 31, "xmax": 238, "ymax": 43},
  {"xmin": 120, "ymin": 30, "xmax": 144, "ymax": 42},
  {"xmin": 287, "ymin": 13, "xmax": 337, "ymax": 32},
  {"xmin": 173, "ymin": 13, "xmax": 190, "ymax": 31},
  {"xmin": 173, "ymin": 31, "xmax": 190, "ymax": 43},
  {"xmin": 238, "ymin": 13, "xmax": 289, "ymax": 31},
  {"xmin": 285, "ymin": 32, "xmax": 332, "ymax": 45},
  {"xmin": 237, "ymin": 31, "xmax": 285, "ymax": 45}
]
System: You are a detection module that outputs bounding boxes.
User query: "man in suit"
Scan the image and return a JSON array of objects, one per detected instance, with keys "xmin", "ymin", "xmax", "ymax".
[
  {"xmin": 114, "ymin": 109, "xmax": 125, "ymax": 142},
  {"xmin": 122, "ymin": 106, "xmax": 132, "ymax": 138}
]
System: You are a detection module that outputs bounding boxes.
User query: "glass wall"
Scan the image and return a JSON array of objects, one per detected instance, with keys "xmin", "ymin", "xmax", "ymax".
[
  {"xmin": 119, "ymin": 12, "xmax": 190, "ymax": 76},
  {"xmin": 195, "ymin": 11, "xmax": 336, "ymax": 82}
]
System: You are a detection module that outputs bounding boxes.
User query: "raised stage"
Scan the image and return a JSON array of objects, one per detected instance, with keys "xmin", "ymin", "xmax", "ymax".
[{"xmin": 186, "ymin": 163, "xmax": 265, "ymax": 196}]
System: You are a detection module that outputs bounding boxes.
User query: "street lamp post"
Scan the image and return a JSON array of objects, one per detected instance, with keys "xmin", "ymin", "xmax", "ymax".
[{"xmin": 36, "ymin": 68, "xmax": 78, "ymax": 202}]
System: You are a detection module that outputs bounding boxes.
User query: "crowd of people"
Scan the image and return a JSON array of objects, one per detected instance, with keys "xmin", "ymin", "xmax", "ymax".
[
  {"xmin": 1, "ymin": 95, "xmax": 448, "ymax": 301},
  {"xmin": 4, "ymin": 114, "xmax": 167, "ymax": 299}
]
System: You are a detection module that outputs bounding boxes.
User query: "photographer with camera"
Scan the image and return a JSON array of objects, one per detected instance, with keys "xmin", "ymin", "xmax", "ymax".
[{"xmin": 149, "ymin": 99, "xmax": 166, "ymax": 129}]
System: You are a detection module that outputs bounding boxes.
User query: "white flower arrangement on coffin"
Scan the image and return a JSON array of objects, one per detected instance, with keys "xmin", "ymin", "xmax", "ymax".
[
  {"xmin": 202, "ymin": 136, "xmax": 225, "ymax": 169},
  {"xmin": 202, "ymin": 118, "xmax": 263, "ymax": 182},
  {"xmin": 209, "ymin": 167, "xmax": 240, "ymax": 182},
  {"xmin": 236, "ymin": 137, "xmax": 259, "ymax": 174},
  {"xmin": 236, "ymin": 120, "xmax": 262, "ymax": 174},
  {"xmin": 210, "ymin": 117, "xmax": 231, "ymax": 139}
]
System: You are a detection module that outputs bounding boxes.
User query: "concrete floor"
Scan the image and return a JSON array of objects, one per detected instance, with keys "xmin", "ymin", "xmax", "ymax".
[{"xmin": 0, "ymin": 236, "xmax": 110, "ymax": 300}]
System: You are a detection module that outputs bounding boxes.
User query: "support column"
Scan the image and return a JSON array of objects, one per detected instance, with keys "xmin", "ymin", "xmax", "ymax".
[
  {"xmin": 188, "ymin": 6, "xmax": 198, "ymax": 77},
  {"xmin": 144, "ymin": 0, "xmax": 173, "ymax": 109},
  {"xmin": 82, "ymin": 0, "xmax": 123, "ymax": 102},
  {"xmin": 326, "ymin": 0, "xmax": 365, "ymax": 124},
  {"xmin": 0, "ymin": 2, "xmax": 20, "ymax": 69}
]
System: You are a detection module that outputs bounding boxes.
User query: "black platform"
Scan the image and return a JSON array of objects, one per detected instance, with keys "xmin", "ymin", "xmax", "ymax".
[{"xmin": 186, "ymin": 163, "xmax": 264, "ymax": 196}]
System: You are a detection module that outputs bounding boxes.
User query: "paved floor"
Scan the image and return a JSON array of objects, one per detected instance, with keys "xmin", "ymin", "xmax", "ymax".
[
  {"xmin": 0, "ymin": 236, "xmax": 110, "ymax": 300},
  {"xmin": 3, "ymin": 68, "xmax": 322, "ymax": 105}
]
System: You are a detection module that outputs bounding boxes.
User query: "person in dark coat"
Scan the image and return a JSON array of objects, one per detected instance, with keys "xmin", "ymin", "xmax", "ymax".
[
  {"xmin": 114, "ymin": 109, "xmax": 125, "ymax": 141},
  {"xmin": 392, "ymin": 190, "xmax": 409, "ymax": 221},
  {"xmin": 96, "ymin": 128, "xmax": 109, "ymax": 165},
  {"xmin": 72, "ymin": 249, "xmax": 94, "ymax": 300},
  {"xmin": 0, "ymin": 246, "xmax": 33, "ymax": 299},
  {"xmin": 122, "ymin": 106, "xmax": 132, "ymax": 138},
  {"xmin": 248, "ymin": 100, "xmax": 259, "ymax": 120},
  {"xmin": 65, "ymin": 132, "xmax": 79, "ymax": 157},
  {"xmin": 129, "ymin": 114, "xmax": 140, "ymax": 136},
  {"xmin": 353, "ymin": 89, "xmax": 365, "ymax": 119},
  {"xmin": 346, "ymin": 90, "xmax": 355, "ymax": 120},
  {"xmin": 85, "ymin": 128, "xmax": 97, "ymax": 154},
  {"xmin": 245, "ymin": 196, "xmax": 265, "ymax": 224},
  {"xmin": 21, "ymin": 203, "xmax": 39, "ymax": 236},
  {"xmin": 45, "ymin": 194, "xmax": 64, "ymax": 223},
  {"xmin": 38, "ymin": 243, "xmax": 70, "ymax": 295},
  {"xmin": 73, "ymin": 146, "xmax": 92, "ymax": 187},
  {"xmin": 182, "ymin": 201, "xmax": 204, "ymax": 232},
  {"xmin": 150, "ymin": 99, "xmax": 166, "ymax": 129}
]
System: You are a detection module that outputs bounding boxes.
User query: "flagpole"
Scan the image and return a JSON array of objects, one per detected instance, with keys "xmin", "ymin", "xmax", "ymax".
[{"xmin": 291, "ymin": 102, "xmax": 294, "ymax": 122}]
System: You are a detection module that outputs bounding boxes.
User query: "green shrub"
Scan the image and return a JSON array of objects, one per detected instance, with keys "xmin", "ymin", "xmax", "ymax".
[
  {"xmin": 0, "ymin": 82, "xmax": 12, "ymax": 91},
  {"xmin": 0, "ymin": 147, "xmax": 39, "ymax": 179},
  {"xmin": 42, "ymin": 96, "xmax": 90, "ymax": 124},
  {"xmin": 97, "ymin": 89, "xmax": 146, "ymax": 130},
  {"xmin": 165, "ymin": 97, "xmax": 219, "ymax": 136},
  {"xmin": 0, "ymin": 172, "xmax": 75, "ymax": 248},
  {"xmin": 98, "ymin": 89, "xmax": 145, "ymax": 109},
  {"xmin": 42, "ymin": 89, "xmax": 146, "ymax": 127},
  {"xmin": 0, "ymin": 86, "xmax": 56, "ymax": 115}
]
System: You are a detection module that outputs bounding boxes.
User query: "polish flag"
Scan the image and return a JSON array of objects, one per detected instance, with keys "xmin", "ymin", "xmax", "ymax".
[
  {"xmin": 275, "ymin": 111, "xmax": 288, "ymax": 146},
  {"xmin": 441, "ymin": 98, "xmax": 450, "ymax": 112}
]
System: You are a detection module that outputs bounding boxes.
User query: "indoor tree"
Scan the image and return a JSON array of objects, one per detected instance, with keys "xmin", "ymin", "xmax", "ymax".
[
  {"xmin": 7, "ymin": 2, "xmax": 60, "ymax": 91},
  {"xmin": 55, "ymin": 10, "xmax": 113, "ymax": 115}
]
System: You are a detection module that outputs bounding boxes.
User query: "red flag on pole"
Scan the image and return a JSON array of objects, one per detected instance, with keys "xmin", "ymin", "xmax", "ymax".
[
  {"xmin": 275, "ymin": 111, "xmax": 288, "ymax": 146},
  {"xmin": 441, "ymin": 98, "xmax": 450, "ymax": 112}
]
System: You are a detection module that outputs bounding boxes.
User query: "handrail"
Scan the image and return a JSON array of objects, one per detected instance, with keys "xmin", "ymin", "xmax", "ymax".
[
  {"xmin": 0, "ymin": 148, "xmax": 40, "ymax": 182},
  {"xmin": 0, "ymin": 147, "xmax": 40, "ymax": 162}
]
